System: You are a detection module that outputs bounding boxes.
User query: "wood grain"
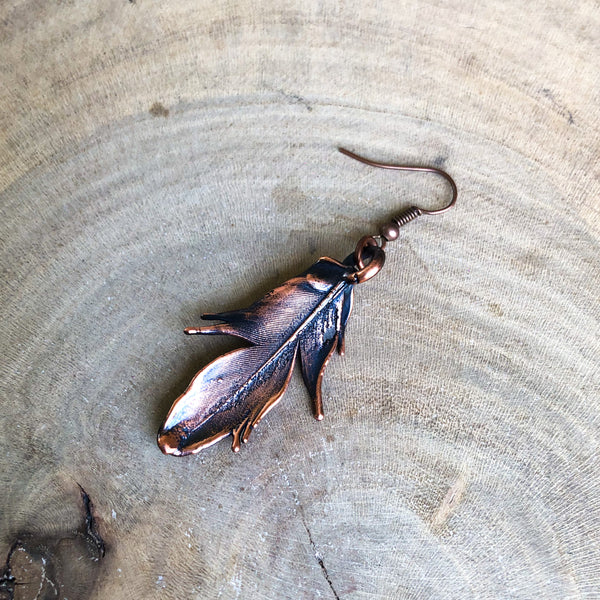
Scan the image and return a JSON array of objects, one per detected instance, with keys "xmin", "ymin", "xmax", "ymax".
[{"xmin": 1, "ymin": 1, "xmax": 599, "ymax": 598}]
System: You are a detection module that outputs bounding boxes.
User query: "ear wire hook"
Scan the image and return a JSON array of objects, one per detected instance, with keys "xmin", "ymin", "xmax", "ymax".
[
  {"xmin": 338, "ymin": 147, "xmax": 458, "ymax": 284},
  {"xmin": 338, "ymin": 147, "xmax": 457, "ymax": 226}
]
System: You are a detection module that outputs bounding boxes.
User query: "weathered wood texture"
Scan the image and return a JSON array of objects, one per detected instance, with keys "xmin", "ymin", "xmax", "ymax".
[{"xmin": 1, "ymin": 2, "xmax": 599, "ymax": 599}]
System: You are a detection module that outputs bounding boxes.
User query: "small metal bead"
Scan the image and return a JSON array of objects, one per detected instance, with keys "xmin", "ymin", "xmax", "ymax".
[{"xmin": 380, "ymin": 221, "xmax": 400, "ymax": 241}]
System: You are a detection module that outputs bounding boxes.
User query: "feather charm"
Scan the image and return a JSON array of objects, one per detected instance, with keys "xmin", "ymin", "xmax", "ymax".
[
  {"xmin": 158, "ymin": 257, "xmax": 357, "ymax": 455},
  {"xmin": 156, "ymin": 146, "xmax": 457, "ymax": 457}
]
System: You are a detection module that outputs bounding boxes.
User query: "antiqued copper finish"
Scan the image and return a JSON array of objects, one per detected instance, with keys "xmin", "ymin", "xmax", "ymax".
[
  {"xmin": 337, "ymin": 147, "xmax": 457, "ymax": 215},
  {"xmin": 158, "ymin": 257, "xmax": 356, "ymax": 455},
  {"xmin": 351, "ymin": 235, "xmax": 386, "ymax": 284},
  {"xmin": 157, "ymin": 147, "xmax": 457, "ymax": 456}
]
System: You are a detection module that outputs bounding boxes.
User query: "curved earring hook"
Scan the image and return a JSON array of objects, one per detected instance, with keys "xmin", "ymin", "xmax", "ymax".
[{"xmin": 338, "ymin": 147, "xmax": 457, "ymax": 215}]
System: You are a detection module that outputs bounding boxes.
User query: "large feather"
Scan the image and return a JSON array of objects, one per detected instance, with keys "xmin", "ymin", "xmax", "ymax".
[{"xmin": 158, "ymin": 257, "xmax": 356, "ymax": 455}]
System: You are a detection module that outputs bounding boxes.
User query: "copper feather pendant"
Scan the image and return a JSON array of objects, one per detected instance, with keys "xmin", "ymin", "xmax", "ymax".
[
  {"xmin": 157, "ymin": 147, "xmax": 458, "ymax": 457},
  {"xmin": 158, "ymin": 256, "xmax": 357, "ymax": 455}
]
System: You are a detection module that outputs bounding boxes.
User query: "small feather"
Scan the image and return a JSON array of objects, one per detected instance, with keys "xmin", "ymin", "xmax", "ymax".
[{"xmin": 158, "ymin": 257, "xmax": 357, "ymax": 455}]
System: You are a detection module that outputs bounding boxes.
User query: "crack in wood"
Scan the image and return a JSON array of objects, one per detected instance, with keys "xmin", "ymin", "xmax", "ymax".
[
  {"xmin": 276, "ymin": 462, "xmax": 342, "ymax": 599},
  {"xmin": 300, "ymin": 511, "xmax": 341, "ymax": 600},
  {"xmin": 0, "ymin": 540, "xmax": 19, "ymax": 600},
  {"xmin": 0, "ymin": 485, "xmax": 106, "ymax": 599},
  {"xmin": 78, "ymin": 484, "xmax": 106, "ymax": 558}
]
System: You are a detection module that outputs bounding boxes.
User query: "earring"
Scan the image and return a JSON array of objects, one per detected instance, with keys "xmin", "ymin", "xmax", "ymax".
[{"xmin": 158, "ymin": 147, "xmax": 457, "ymax": 456}]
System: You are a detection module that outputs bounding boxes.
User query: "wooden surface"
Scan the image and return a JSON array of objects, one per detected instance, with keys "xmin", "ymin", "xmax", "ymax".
[{"xmin": 1, "ymin": 2, "xmax": 599, "ymax": 599}]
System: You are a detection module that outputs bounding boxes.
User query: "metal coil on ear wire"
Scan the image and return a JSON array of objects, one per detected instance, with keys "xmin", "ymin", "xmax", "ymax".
[
  {"xmin": 380, "ymin": 207, "xmax": 423, "ymax": 241},
  {"xmin": 393, "ymin": 206, "xmax": 423, "ymax": 227}
]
